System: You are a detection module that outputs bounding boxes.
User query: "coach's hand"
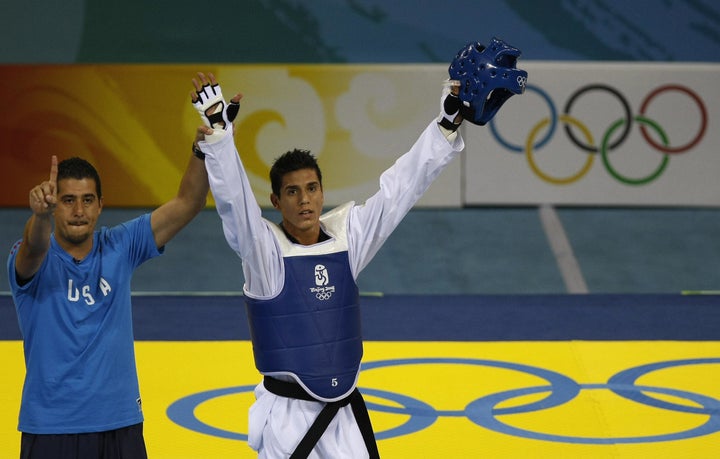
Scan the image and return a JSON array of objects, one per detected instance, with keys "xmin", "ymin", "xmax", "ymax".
[{"xmin": 29, "ymin": 156, "xmax": 58, "ymax": 216}]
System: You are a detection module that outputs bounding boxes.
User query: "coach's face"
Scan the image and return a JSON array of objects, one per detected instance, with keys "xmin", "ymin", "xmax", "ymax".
[
  {"xmin": 54, "ymin": 177, "xmax": 103, "ymax": 246},
  {"xmin": 271, "ymin": 168, "xmax": 324, "ymax": 245}
]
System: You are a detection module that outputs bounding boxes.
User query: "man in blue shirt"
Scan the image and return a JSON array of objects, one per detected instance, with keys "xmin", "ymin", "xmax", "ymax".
[{"xmin": 8, "ymin": 145, "xmax": 211, "ymax": 458}]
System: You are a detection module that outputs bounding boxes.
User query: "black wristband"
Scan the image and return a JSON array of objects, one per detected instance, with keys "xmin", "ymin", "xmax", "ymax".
[
  {"xmin": 192, "ymin": 143, "xmax": 205, "ymax": 160},
  {"xmin": 438, "ymin": 117, "xmax": 460, "ymax": 132}
]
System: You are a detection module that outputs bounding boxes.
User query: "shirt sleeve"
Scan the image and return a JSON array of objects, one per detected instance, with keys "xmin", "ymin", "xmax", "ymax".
[
  {"xmin": 346, "ymin": 120, "xmax": 465, "ymax": 277},
  {"xmin": 7, "ymin": 239, "xmax": 26, "ymax": 293},
  {"xmin": 107, "ymin": 213, "xmax": 163, "ymax": 269},
  {"xmin": 198, "ymin": 127, "xmax": 283, "ymax": 297}
]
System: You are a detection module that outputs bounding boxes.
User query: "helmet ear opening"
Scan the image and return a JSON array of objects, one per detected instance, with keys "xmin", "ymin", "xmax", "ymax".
[{"xmin": 494, "ymin": 41, "xmax": 522, "ymax": 64}]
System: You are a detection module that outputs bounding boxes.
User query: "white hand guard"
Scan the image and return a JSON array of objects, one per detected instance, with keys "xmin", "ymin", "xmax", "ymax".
[{"xmin": 193, "ymin": 82, "xmax": 239, "ymax": 130}]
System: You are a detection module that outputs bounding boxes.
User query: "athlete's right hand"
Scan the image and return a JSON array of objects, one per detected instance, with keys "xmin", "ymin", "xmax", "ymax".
[
  {"xmin": 190, "ymin": 72, "xmax": 242, "ymax": 130},
  {"xmin": 29, "ymin": 155, "xmax": 58, "ymax": 216}
]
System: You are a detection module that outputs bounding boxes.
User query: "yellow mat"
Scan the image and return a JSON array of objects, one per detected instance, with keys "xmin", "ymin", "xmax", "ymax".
[{"xmin": 2, "ymin": 341, "xmax": 719, "ymax": 458}]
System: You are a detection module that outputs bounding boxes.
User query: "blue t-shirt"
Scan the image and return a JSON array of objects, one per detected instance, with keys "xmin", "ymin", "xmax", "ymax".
[{"xmin": 7, "ymin": 213, "xmax": 162, "ymax": 434}]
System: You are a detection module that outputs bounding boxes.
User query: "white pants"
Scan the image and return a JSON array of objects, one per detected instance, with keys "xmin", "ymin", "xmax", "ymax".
[{"xmin": 248, "ymin": 382, "xmax": 371, "ymax": 459}]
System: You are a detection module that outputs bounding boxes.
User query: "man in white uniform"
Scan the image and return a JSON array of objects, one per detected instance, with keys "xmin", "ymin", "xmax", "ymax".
[{"xmin": 190, "ymin": 38, "xmax": 526, "ymax": 459}]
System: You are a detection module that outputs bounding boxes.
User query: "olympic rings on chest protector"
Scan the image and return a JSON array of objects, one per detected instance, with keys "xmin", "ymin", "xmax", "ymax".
[
  {"xmin": 489, "ymin": 83, "xmax": 708, "ymax": 185},
  {"xmin": 166, "ymin": 357, "xmax": 720, "ymax": 444}
]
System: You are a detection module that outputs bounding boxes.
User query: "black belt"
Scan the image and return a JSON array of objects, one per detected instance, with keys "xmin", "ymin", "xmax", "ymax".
[{"xmin": 263, "ymin": 376, "xmax": 380, "ymax": 459}]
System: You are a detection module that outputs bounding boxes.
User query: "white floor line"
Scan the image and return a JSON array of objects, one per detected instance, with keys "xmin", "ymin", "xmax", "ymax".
[{"xmin": 538, "ymin": 204, "xmax": 589, "ymax": 294}]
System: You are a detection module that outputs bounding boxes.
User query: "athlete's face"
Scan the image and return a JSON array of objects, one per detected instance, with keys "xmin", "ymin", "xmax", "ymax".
[
  {"xmin": 54, "ymin": 178, "xmax": 103, "ymax": 247},
  {"xmin": 271, "ymin": 168, "xmax": 324, "ymax": 244}
]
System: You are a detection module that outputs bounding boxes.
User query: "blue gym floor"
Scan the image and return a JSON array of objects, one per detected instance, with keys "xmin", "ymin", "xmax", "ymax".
[
  {"xmin": 2, "ymin": 293, "xmax": 719, "ymax": 342},
  {"xmin": 3, "ymin": 206, "xmax": 720, "ymax": 295}
]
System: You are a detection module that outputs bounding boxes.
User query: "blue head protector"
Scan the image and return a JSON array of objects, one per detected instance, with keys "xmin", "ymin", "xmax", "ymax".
[{"xmin": 448, "ymin": 37, "xmax": 528, "ymax": 125}]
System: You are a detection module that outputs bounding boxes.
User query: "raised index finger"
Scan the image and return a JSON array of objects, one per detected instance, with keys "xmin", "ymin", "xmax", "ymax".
[{"xmin": 49, "ymin": 155, "xmax": 58, "ymax": 186}]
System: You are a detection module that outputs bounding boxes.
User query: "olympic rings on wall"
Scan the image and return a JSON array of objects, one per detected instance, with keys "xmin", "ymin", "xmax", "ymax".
[
  {"xmin": 601, "ymin": 115, "xmax": 669, "ymax": 185},
  {"xmin": 490, "ymin": 83, "xmax": 708, "ymax": 185},
  {"xmin": 166, "ymin": 357, "xmax": 720, "ymax": 444},
  {"xmin": 525, "ymin": 115, "xmax": 595, "ymax": 185},
  {"xmin": 563, "ymin": 84, "xmax": 633, "ymax": 154},
  {"xmin": 639, "ymin": 85, "xmax": 708, "ymax": 154},
  {"xmin": 490, "ymin": 85, "xmax": 558, "ymax": 152}
]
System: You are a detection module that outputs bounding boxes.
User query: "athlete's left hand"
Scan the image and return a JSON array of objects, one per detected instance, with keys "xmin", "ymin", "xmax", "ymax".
[{"xmin": 438, "ymin": 81, "xmax": 464, "ymax": 132}]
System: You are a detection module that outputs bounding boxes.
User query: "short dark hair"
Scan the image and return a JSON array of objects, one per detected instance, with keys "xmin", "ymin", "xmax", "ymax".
[
  {"xmin": 269, "ymin": 149, "xmax": 322, "ymax": 196},
  {"xmin": 57, "ymin": 157, "xmax": 102, "ymax": 198}
]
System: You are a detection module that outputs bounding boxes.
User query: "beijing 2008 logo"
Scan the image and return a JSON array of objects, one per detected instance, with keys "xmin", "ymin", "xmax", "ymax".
[{"xmin": 488, "ymin": 83, "xmax": 708, "ymax": 185}]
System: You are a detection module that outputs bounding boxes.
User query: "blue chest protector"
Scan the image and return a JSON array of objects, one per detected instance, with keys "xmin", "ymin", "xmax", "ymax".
[{"xmin": 245, "ymin": 204, "xmax": 363, "ymax": 402}]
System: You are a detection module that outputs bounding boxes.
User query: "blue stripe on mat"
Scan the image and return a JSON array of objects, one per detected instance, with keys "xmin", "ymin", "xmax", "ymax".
[{"xmin": 2, "ymin": 294, "xmax": 719, "ymax": 341}]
